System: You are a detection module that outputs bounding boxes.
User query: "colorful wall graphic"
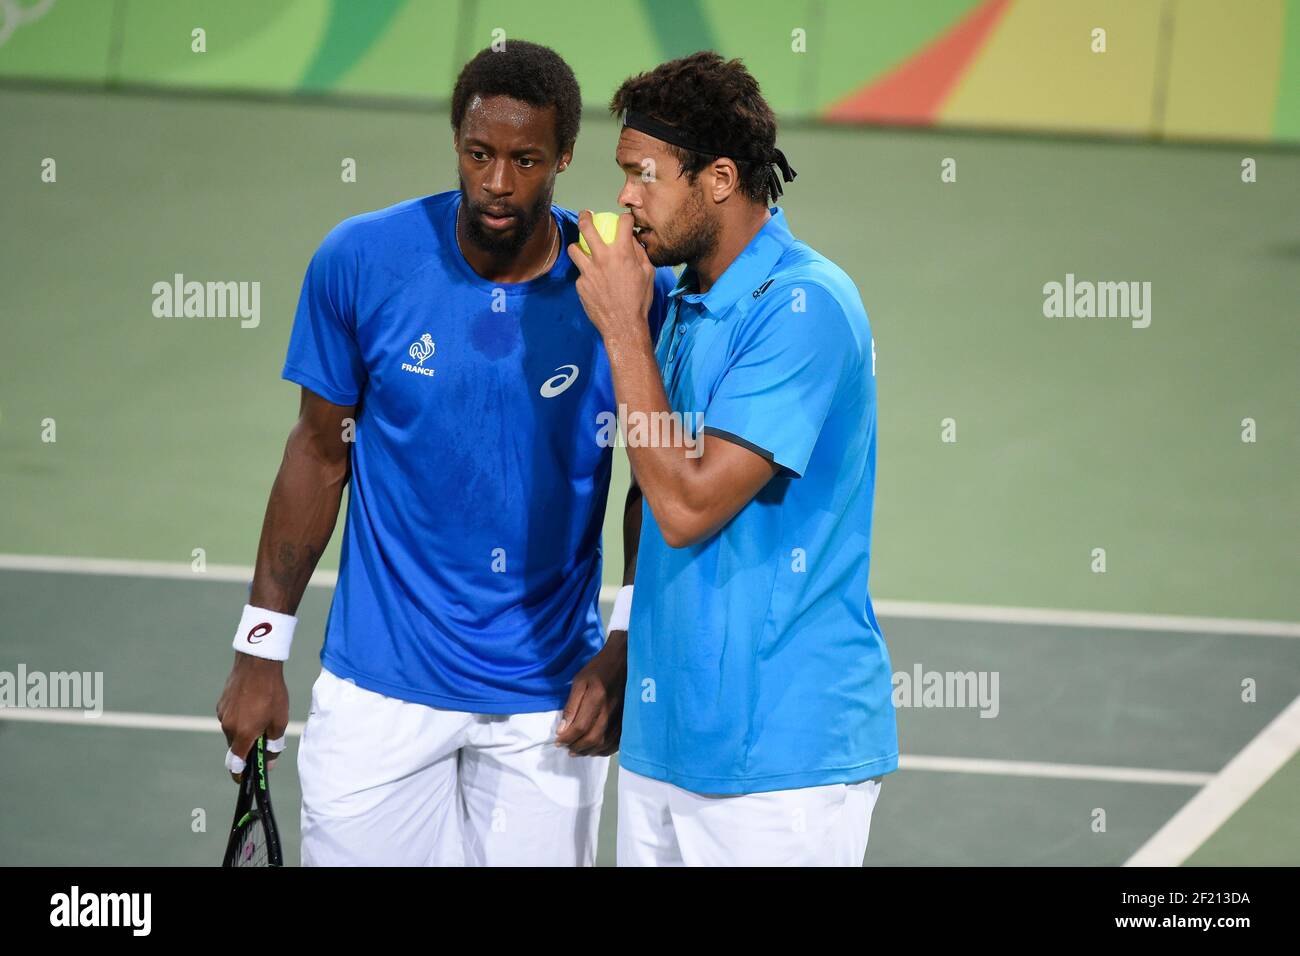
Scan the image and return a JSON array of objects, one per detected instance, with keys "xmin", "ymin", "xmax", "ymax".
[{"xmin": 2, "ymin": 0, "xmax": 1297, "ymax": 143}]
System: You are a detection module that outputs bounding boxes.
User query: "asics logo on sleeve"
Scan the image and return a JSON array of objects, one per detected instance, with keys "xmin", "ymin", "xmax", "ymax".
[{"xmin": 540, "ymin": 364, "xmax": 580, "ymax": 398}]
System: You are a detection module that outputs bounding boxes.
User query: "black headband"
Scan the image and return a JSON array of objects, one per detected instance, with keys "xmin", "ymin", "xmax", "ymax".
[{"xmin": 620, "ymin": 108, "xmax": 797, "ymax": 201}]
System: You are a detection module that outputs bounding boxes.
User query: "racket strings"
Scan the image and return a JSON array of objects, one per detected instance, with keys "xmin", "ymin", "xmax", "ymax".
[{"xmin": 232, "ymin": 815, "xmax": 270, "ymax": 867}]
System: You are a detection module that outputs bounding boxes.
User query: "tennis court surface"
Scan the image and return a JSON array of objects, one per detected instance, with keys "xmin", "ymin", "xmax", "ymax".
[{"xmin": 1, "ymin": 86, "xmax": 1296, "ymax": 866}]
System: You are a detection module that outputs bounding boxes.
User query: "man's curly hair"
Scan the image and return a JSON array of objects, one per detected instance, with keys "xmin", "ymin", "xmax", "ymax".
[
  {"xmin": 451, "ymin": 40, "xmax": 582, "ymax": 155},
  {"xmin": 609, "ymin": 51, "xmax": 779, "ymax": 205}
]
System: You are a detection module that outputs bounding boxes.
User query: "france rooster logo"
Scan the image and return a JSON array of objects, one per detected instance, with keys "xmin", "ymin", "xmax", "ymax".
[{"xmin": 408, "ymin": 333, "xmax": 435, "ymax": 366}]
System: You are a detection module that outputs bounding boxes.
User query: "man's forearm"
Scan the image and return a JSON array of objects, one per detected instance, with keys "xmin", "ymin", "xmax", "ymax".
[
  {"xmin": 572, "ymin": 214, "xmax": 778, "ymax": 551},
  {"xmin": 603, "ymin": 330, "xmax": 699, "ymax": 524},
  {"xmin": 248, "ymin": 439, "xmax": 348, "ymax": 615},
  {"xmin": 602, "ymin": 326, "xmax": 780, "ymax": 548}
]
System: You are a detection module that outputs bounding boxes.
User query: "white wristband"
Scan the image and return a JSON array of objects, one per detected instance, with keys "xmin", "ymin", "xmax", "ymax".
[
  {"xmin": 232, "ymin": 605, "xmax": 297, "ymax": 661},
  {"xmin": 607, "ymin": 585, "xmax": 634, "ymax": 635}
]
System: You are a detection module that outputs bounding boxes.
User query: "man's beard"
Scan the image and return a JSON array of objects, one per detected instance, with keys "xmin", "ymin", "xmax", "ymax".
[
  {"xmin": 458, "ymin": 177, "xmax": 551, "ymax": 258},
  {"xmin": 647, "ymin": 187, "xmax": 719, "ymax": 268}
]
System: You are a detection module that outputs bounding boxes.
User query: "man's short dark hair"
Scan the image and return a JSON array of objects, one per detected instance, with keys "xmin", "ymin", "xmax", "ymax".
[
  {"xmin": 451, "ymin": 40, "xmax": 582, "ymax": 155},
  {"xmin": 610, "ymin": 51, "xmax": 779, "ymax": 205}
]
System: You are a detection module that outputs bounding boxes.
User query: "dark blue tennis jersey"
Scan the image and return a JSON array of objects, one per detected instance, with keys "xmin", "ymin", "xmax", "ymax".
[{"xmin": 282, "ymin": 191, "xmax": 674, "ymax": 712}]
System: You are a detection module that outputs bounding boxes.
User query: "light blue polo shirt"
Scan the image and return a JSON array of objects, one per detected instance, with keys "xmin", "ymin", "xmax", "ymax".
[{"xmin": 620, "ymin": 207, "xmax": 899, "ymax": 795}]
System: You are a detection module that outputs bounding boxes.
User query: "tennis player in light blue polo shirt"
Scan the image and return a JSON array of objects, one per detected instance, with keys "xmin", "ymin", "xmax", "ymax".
[{"xmin": 569, "ymin": 52, "xmax": 898, "ymax": 866}]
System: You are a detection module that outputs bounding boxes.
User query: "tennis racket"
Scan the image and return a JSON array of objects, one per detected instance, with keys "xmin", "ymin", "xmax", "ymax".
[{"xmin": 222, "ymin": 734, "xmax": 284, "ymax": 867}]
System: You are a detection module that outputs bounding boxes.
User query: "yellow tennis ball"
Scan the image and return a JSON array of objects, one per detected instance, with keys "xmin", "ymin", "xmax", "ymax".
[{"xmin": 578, "ymin": 211, "xmax": 621, "ymax": 255}]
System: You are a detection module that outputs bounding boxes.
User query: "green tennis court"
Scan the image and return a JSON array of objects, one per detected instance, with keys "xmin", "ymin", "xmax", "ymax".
[{"xmin": 1, "ymin": 85, "xmax": 1297, "ymax": 865}]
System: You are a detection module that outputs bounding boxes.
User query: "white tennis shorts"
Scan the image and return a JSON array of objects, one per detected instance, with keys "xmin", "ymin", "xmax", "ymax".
[
  {"xmin": 298, "ymin": 668, "xmax": 608, "ymax": 866},
  {"xmin": 616, "ymin": 766, "xmax": 883, "ymax": 866}
]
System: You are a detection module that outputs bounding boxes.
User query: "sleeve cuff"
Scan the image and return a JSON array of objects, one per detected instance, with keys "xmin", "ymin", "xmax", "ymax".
[
  {"xmin": 701, "ymin": 426, "xmax": 801, "ymax": 478},
  {"xmin": 282, "ymin": 365, "xmax": 360, "ymax": 407}
]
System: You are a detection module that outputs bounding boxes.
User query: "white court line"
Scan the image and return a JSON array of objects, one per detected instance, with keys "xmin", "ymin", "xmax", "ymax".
[
  {"xmin": 1124, "ymin": 694, "xmax": 1300, "ymax": 866},
  {"xmin": 872, "ymin": 600, "xmax": 1300, "ymax": 638},
  {"xmin": 0, "ymin": 553, "xmax": 338, "ymax": 589},
  {"xmin": 901, "ymin": 754, "xmax": 1211, "ymax": 787},
  {"xmin": 0, "ymin": 707, "xmax": 306, "ymax": 736},
  {"xmin": 1, "ymin": 553, "xmax": 1296, "ymax": 637},
  {"xmin": 0, "ymin": 706, "xmax": 1209, "ymax": 786}
]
